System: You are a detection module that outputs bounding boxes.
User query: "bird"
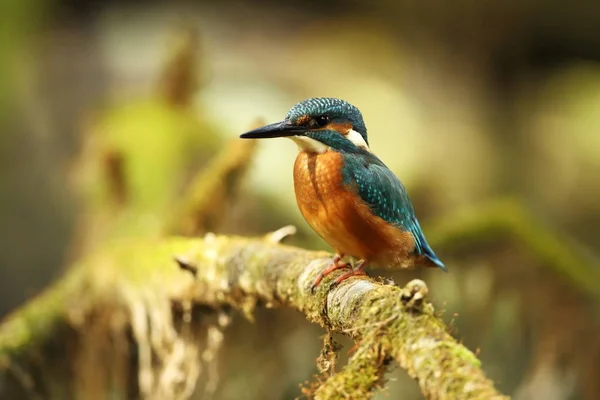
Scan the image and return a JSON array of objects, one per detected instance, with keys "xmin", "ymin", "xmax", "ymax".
[{"xmin": 240, "ymin": 97, "xmax": 446, "ymax": 289}]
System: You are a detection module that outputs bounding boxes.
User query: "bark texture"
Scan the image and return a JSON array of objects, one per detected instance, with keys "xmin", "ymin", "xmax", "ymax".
[{"xmin": 0, "ymin": 231, "xmax": 508, "ymax": 399}]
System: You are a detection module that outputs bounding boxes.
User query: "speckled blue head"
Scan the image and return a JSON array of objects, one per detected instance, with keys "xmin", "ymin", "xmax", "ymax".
[
  {"xmin": 286, "ymin": 97, "xmax": 368, "ymax": 145},
  {"xmin": 239, "ymin": 97, "xmax": 369, "ymax": 153}
]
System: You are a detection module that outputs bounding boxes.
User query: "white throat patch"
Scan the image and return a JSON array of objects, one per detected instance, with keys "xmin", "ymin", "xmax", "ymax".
[
  {"xmin": 288, "ymin": 129, "xmax": 369, "ymax": 154},
  {"xmin": 289, "ymin": 136, "xmax": 329, "ymax": 154}
]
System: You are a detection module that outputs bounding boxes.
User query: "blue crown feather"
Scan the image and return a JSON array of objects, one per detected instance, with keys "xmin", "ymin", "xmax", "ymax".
[{"xmin": 286, "ymin": 97, "xmax": 368, "ymax": 145}]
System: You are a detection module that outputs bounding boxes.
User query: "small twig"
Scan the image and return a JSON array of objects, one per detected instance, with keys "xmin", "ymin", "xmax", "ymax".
[
  {"xmin": 312, "ymin": 341, "xmax": 389, "ymax": 400},
  {"xmin": 174, "ymin": 256, "xmax": 198, "ymax": 278},
  {"xmin": 164, "ymin": 120, "xmax": 262, "ymax": 236},
  {"xmin": 400, "ymin": 279, "xmax": 429, "ymax": 310},
  {"xmin": 266, "ymin": 225, "xmax": 297, "ymax": 244}
]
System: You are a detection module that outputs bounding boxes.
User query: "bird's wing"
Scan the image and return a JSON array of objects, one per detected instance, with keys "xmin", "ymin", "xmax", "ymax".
[{"xmin": 343, "ymin": 153, "xmax": 445, "ymax": 269}]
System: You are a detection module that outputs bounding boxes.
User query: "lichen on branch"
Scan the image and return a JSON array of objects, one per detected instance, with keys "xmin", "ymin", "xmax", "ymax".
[{"xmin": 0, "ymin": 232, "xmax": 507, "ymax": 400}]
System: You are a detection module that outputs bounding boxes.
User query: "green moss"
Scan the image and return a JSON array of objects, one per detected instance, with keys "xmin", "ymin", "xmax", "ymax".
[
  {"xmin": 450, "ymin": 344, "xmax": 481, "ymax": 367},
  {"xmin": 0, "ymin": 235, "xmax": 507, "ymax": 399}
]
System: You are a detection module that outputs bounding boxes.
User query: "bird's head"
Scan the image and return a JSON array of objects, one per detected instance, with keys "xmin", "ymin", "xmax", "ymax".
[{"xmin": 240, "ymin": 97, "xmax": 369, "ymax": 153}]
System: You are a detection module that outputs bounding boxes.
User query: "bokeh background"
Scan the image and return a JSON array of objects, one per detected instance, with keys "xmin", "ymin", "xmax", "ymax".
[{"xmin": 1, "ymin": 0, "xmax": 600, "ymax": 399}]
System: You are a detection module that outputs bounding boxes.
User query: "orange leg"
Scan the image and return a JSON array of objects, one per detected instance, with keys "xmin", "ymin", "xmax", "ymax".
[
  {"xmin": 332, "ymin": 260, "xmax": 368, "ymax": 286},
  {"xmin": 311, "ymin": 254, "xmax": 350, "ymax": 291}
]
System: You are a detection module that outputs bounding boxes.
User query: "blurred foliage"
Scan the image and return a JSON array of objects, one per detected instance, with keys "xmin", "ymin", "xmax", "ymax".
[
  {"xmin": 73, "ymin": 98, "xmax": 221, "ymax": 248},
  {"xmin": 0, "ymin": 0, "xmax": 43, "ymax": 117},
  {"xmin": 1, "ymin": 0, "xmax": 600, "ymax": 399},
  {"xmin": 71, "ymin": 24, "xmax": 223, "ymax": 255}
]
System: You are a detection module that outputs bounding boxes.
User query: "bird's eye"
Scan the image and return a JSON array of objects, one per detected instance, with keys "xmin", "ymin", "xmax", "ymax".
[{"xmin": 314, "ymin": 115, "xmax": 331, "ymax": 127}]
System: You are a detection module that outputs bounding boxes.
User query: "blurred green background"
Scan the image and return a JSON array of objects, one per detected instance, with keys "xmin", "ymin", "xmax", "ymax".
[{"xmin": 1, "ymin": 0, "xmax": 600, "ymax": 399}]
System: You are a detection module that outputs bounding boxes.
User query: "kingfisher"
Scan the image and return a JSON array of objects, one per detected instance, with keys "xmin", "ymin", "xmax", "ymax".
[{"xmin": 240, "ymin": 97, "xmax": 446, "ymax": 289}]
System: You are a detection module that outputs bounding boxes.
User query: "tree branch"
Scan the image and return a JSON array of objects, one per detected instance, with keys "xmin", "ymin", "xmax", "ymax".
[{"xmin": 0, "ymin": 233, "xmax": 506, "ymax": 399}]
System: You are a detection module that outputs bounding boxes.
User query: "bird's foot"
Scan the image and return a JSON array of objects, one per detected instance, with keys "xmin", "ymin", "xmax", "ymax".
[
  {"xmin": 328, "ymin": 260, "xmax": 368, "ymax": 289},
  {"xmin": 401, "ymin": 279, "xmax": 429, "ymax": 310},
  {"xmin": 311, "ymin": 254, "xmax": 350, "ymax": 292}
]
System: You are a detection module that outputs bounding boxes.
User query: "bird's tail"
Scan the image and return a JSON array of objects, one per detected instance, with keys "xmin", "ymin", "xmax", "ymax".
[
  {"xmin": 421, "ymin": 243, "xmax": 447, "ymax": 272},
  {"xmin": 411, "ymin": 217, "xmax": 447, "ymax": 272}
]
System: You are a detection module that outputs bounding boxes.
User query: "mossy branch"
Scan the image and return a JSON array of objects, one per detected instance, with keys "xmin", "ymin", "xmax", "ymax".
[
  {"xmin": 2, "ymin": 198, "xmax": 594, "ymax": 398},
  {"xmin": 0, "ymin": 232, "xmax": 507, "ymax": 400},
  {"xmin": 311, "ymin": 336, "xmax": 389, "ymax": 399}
]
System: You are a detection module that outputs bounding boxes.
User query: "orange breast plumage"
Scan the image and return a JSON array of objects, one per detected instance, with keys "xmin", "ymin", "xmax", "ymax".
[{"xmin": 293, "ymin": 150, "xmax": 416, "ymax": 267}]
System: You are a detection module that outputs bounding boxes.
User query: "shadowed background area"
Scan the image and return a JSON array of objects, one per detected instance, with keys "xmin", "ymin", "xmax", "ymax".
[{"xmin": 1, "ymin": 0, "xmax": 600, "ymax": 399}]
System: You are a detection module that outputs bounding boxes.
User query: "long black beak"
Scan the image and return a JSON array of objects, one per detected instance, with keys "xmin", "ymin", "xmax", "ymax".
[{"xmin": 239, "ymin": 120, "xmax": 306, "ymax": 139}]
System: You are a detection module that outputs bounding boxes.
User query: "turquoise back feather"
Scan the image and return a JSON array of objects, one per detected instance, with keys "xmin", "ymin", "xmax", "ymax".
[{"xmin": 339, "ymin": 148, "xmax": 446, "ymax": 270}]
